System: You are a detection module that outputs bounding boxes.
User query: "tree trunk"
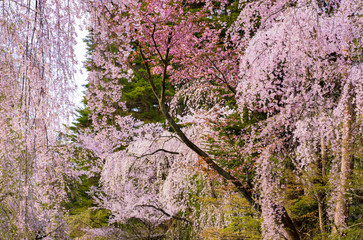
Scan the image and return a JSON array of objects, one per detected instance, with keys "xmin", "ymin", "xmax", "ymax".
[
  {"xmin": 158, "ymin": 99, "xmax": 301, "ymax": 240},
  {"xmin": 318, "ymin": 136, "xmax": 327, "ymax": 239},
  {"xmin": 334, "ymin": 95, "xmax": 354, "ymax": 234},
  {"xmin": 318, "ymin": 201, "xmax": 325, "ymax": 240},
  {"xmin": 139, "ymin": 46, "xmax": 301, "ymax": 240}
]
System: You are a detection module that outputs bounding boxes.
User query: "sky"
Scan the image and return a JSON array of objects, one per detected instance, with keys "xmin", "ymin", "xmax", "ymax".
[{"xmin": 73, "ymin": 20, "xmax": 89, "ymax": 110}]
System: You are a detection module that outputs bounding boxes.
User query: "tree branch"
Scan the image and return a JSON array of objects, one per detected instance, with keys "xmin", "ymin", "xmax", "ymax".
[
  {"xmin": 151, "ymin": 24, "xmax": 165, "ymax": 63},
  {"xmin": 160, "ymin": 31, "xmax": 173, "ymax": 101},
  {"xmin": 136, "ymin": 204, "xmax": 192, "ymax": 225},
  {"xmin": 205, "ymin": 55, "xmax": 236, "ymax": 94},
  {"xmin": 135, "ymin": 149, "xmax": 179, "ymax": 159},
  {"xmin": 130, "ymin": 45, "xmax": 160, "ymax": 100}
]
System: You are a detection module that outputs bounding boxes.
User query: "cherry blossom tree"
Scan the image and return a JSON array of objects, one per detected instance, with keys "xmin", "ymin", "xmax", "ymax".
[
  {"xmin": 0, "ymin": 0, "xmax": 79, "ymax": 238},
  {"xmin": 82, "ymin": 0, "xmax": 301, "ymax": 239}
]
